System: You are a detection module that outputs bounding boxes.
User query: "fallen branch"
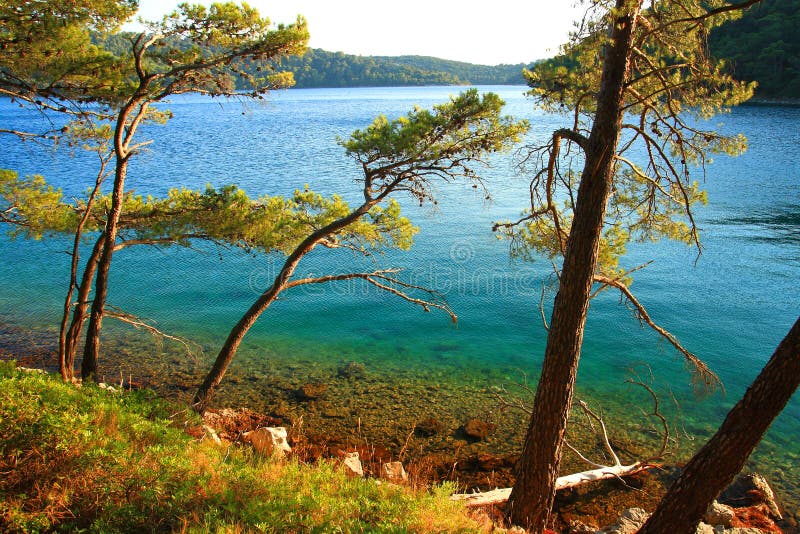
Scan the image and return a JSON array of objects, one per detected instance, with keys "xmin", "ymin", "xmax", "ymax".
[{"xmin": 451, "ymin": 462, "xmax": 651, "ymax": 506}]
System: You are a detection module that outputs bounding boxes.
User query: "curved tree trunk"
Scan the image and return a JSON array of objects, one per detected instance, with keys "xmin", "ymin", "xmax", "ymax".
[
  {"xmin": 193, "ymin": 287, "xmax": 282, "ymax": 413},
  {"xmin": 640, "ymin": 316, "xmax": 800, "ymax": 534},
  {"xmin": 193, "ymin": 204, "xmax": 373, "ymax": 413},
  {"xmin": 506, "ymin": 2, "xmax": 641, "ymax": 531}
]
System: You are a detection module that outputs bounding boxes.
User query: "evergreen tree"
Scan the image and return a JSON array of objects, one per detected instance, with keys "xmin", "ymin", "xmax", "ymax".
[{"xmin": 500, "ymin": 1, "xmax": 758, "ymax": 530}]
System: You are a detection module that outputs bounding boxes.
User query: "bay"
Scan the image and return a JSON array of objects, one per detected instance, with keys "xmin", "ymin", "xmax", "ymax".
[{"xmin": 1, "ymin": 86, "xmax": 798, "ymax": 507}]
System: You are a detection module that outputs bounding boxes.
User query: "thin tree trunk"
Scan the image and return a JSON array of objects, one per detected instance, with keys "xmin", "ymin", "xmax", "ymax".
[
  {"xmin": 81, "ymin": 94, "xmax": 145, "ymax": 381},
  {"xmin": 193, "ymin": 287, "xmax": 282, "ymax": 413},
  {"xmin": 64, "ymin": 235, "xmax": 104, "ymax": 377},
  {"xmin": 81, "ymin": 116, "xmax": 133, "ymax": 379},
  {"xmin": 506, "ymin": 2, "xmax": 641, "ymax": 531},
  {"xmin": 640, "ymin": 316, "xmax": 800, "ymax": 534},
  {"xmin": 59, "ymin": 175, "xmax": 105, "ymax": 381},
  {"xmin": 81, "ymin": 161, "xmax": 125, "ymax": 380},
  {"xmin": 193, "ymin": 204, "xmax": 373, "ymax": 413}
]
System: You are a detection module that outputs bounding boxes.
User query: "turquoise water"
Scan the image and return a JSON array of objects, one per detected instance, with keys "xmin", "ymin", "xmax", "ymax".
[{"xmin": 1, "ymin": 87, "xmax": 799, "ymax": 500}]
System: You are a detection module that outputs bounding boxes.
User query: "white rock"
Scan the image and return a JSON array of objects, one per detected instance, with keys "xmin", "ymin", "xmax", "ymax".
[
  {"xmin": 705, "ymin": 501, "xmax": 735, "ymax": 528},
  {"xmin": 242, "ymin": 427, "xmax": 291, "ymax": 456},
  {"xmin": 202, "ymin": 425, "xmax": 222, "ymax": 445},
  {"xmin": 381, "ymin": 461, "xmax": 408, "ymax": 482},
  {"xmin": 342, "ymin": 452, "xmax": 363, "ymax": 477},
  {"xmin": 602, "ymin": 508, "xmax": 650, "ymax": 534}
]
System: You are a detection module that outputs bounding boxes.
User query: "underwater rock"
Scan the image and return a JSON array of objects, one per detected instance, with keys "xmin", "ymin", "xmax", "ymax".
[
  {"xmin": 296, "ymin": 382, "xmax": 327, "ymax": 401},
  {"xmin": 415, "ymin": 417, "xmax": 444, "ymax": 437},
  {"xmin": 461, "ymin": 418, "xmax": 497, "ymax": 441},
  {"xmin": 321, "ymin": 407, "xmax": 348, "ymax": 418},
  {"xmin": 337, "ymin": 361, "xmax": 366, "ymax": 380}
]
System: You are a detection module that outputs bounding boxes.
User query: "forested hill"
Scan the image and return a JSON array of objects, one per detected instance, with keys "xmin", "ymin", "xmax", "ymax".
[
  {"xmin": 371, "ymin": 55, "xmax": 528, "ymax": 85},
  {"xmin": 709, "ymin": 0, "xmax": 800, "ymax": 99},
  {"xmin": 275, "ymin": 49, "xmax": 529, "ymax": 88}
]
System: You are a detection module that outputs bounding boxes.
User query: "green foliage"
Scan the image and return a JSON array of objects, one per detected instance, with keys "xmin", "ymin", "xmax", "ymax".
[
  {"xmin": 374, "ymin": 55, "xmax": 531, "ymax": 85},
  {"xmin": 502, "ymin": 0, "xmax": 753, "ymax": 284},
  {"xmin": 0, "ymin": 362, "xmax": 489, "ymax": 532},
  {"xmin": 0, "ymin": 170, "xmax": 78, "ymax": 239},
  {"xmin": 343, "ymin": 89, "xmax": 528, "ymax": 205},
  {"xmin": 709, "ymin": 0, "xmax": 800, "ymax": 99},
  {"xmin": 134, "ymin": 3, "xmax": 309, "ymax": 97},
  {"xmin": 0, "ymin": 0, "xmax": 136, "ymax": 106},
  {"xmin": 0, "ymin": 177, "xmax": 418, "ymax": 257}
]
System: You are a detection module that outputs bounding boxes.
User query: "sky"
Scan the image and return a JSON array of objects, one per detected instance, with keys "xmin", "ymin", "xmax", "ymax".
[{"xmin": 131, "ymin": 0, "xmax": 585, "ymax": 65}]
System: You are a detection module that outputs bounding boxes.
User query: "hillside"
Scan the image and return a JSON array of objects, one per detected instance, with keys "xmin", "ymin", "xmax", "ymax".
[
  {"xmin": 0, "ymin": 362, "xmax": 491, "ymax": 532},
  {"xmin": 372, "ymin": 55, "xmax": 528, "ymax": 85},
  {"xmin": 709, "ymin": 0, "xmax": 800, "ymax": 99},
  {"xmin": 274, "ymin": 48, "xmax": 530, "ymax": 88}
]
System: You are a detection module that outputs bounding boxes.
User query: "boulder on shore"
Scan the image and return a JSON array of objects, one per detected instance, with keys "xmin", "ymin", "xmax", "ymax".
[{"xmin": 242, "ymin": 427, "xmax": 291, "ymax": 457}]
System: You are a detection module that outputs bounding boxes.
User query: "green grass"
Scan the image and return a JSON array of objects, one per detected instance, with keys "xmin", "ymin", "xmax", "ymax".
[{"xmin": 0, "ymin": 361, "xmax": 494, "ymax": 533}]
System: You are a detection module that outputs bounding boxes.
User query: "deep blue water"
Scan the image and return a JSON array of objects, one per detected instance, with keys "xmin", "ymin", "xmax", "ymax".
[{"xmin": 1, "ymin": 86, "xmax": 798, "ymax": 493}]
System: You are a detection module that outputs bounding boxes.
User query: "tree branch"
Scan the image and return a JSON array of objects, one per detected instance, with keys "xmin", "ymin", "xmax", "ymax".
[{"xmin": 593, "ymin": 273, "xmax": 720, "ymax": 391}]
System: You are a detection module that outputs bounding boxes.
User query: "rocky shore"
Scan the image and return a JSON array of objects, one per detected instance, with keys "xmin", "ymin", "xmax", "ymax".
[{"xmin": 2, "ymin": 321, "xmax": 798, "ymax": 532}]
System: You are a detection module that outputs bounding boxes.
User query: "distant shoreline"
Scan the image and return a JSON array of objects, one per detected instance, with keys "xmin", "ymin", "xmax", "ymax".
[{"xmin": 745, "ymin": 97, "xmax": 800, "ymax": 107}]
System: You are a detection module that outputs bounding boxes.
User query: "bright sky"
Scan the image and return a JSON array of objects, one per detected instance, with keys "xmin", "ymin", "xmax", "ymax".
[{"xmin": 132, "ymin": 0, "xmax": 584, "ymax": 65}]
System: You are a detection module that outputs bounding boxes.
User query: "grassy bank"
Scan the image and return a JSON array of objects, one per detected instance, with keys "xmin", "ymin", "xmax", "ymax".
[{"xmin": 0, "ymin": 361, "xmax": 494, "ymax": 533}]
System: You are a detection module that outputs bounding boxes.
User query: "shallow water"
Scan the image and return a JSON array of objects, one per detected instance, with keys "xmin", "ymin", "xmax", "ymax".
[{"xmin": 1, "ymin": 87, "xmax": 798, "ymax": 511}]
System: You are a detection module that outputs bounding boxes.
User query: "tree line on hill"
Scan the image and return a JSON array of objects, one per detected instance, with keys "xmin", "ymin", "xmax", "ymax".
[
  {"xmin": 93, "ymin": 0, "xmax": 800, "ymax": 98},
  {"xmin": 270, "ymin": 48, "xmax": 529, "ymax": 88},
  {"xmin": 268, "ymin": 0, "xmax": 800, "ymax": 98}
]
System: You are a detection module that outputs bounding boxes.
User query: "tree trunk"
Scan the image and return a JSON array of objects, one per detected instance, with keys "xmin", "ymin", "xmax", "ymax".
[
  {"xmin": 639, "ymin": 316, "xmax": 800, "ymax": 534},
  {"xmin": 506, "ymin": 2, "xmax": 641, "ymax": 531},
  {"xmin": 193, "ymin": 204, "xmax": 373, "ymax": 413},
  {"xmin": 80, "ymin": 95, "xmax": 143, "ymax": 381},
  {"xmin": 193, "ymin": 288, "xmax": 282, "ymax": 413},
  {"xmin": 59, "ymin": 176, "xmax": 105, "ymax": 381},
  {"xmin": 64, "ymin": 235, "xmax": 104, "ymax": 379},
  {"xmin": 81, "ymin": 154, "xmax": 130, "ymax": 380}
]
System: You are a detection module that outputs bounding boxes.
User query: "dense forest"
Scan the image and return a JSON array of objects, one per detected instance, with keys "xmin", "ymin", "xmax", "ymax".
[
  {"xmin": 272, "ymin": 48, "xmax": 528, "ymax": 88},
  {"xmin": 708, "ymin": 0, "xmax": 800, "ymax": 99}
]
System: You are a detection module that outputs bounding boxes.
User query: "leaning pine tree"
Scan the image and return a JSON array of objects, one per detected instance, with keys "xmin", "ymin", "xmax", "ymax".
[
  {"xmin": 497, "ymin": 0, "xmax": 761, "ymax": 530},
  {"xmin": 640, "ymin": 315, "xmax": 800, "ymax": 533},
  {"xmin": 193, "ymin": 90, "xmax": 528, "ymax": 412}
]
